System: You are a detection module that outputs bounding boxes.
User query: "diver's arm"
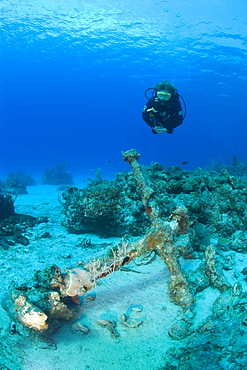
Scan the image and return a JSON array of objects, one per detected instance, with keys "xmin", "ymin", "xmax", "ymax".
[
  {"xmin": 142, "ymin": 98, "xmax": 157, "ymax": 128},
  {"xmin": 142, "ymin": 105, "xmax": 154, "ymax": 127}
]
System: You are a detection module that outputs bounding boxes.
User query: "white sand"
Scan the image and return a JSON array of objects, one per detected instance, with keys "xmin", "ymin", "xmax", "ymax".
[{"xmin": 0, "ymin": 185, "xmax": 246, "ymax": 370}]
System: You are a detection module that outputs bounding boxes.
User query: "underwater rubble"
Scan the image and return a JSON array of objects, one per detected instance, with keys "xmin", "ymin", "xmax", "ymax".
[
  {"xmin": 2, "ymin": 151, "xmax": 247, "ymax": 369},
  {"xmin": 0, "ymin": 193, "xmax": 48, "ymax": 248},
  {"xmin": 162, "ymin": 282, "xmax": 247, "ymax": 370}
]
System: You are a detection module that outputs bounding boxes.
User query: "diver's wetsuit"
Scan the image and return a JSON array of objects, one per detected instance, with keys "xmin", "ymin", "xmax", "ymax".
[{"xmin": 142, "ymin": 94, "xmax": 184, "ymax": 134}]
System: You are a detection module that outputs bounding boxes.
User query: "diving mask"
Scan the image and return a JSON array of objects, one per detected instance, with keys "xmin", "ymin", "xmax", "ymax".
[{"xmin": 157, "ymin": 91, "xmax": 171, "ymax": 101}]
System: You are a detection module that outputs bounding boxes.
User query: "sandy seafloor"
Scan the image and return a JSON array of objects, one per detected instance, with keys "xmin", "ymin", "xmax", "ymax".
[{"xmin": 1, "ymin": 183, "xmax": 247, "ymax": 370}]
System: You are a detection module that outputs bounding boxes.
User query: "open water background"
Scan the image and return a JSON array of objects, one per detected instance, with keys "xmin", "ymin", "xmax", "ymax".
[{"xmin": 0, "ymin": 0, "xmax": 247, "ymax": 179}]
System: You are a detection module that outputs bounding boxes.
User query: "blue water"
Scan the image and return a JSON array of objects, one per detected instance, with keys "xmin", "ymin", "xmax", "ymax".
[{"xmin": 1, "ymin": 0, "xmax": 247, "ymax": 180}]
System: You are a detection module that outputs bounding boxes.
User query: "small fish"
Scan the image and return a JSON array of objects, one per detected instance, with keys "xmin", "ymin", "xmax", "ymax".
[{"xmin": 181, "ymin": 161, "xmax": 188, "ymax": 166}]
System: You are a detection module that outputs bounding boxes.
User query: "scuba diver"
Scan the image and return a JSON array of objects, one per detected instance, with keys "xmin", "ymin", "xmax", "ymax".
[{"xmin": 142, "ymin": 80, "xmax": 185, "ymax": 134}]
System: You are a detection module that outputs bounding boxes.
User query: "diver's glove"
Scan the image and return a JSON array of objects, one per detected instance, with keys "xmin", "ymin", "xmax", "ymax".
[{"xmin": 153, "ymin": 126, "xmax": 168, "ymax": 134}]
